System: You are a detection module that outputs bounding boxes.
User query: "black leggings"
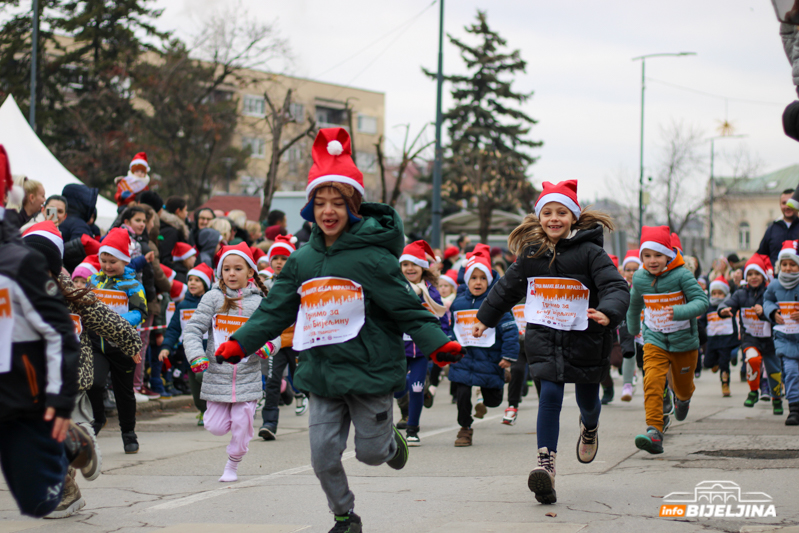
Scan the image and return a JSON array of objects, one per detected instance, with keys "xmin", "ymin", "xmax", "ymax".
[
  {"xmin": 453, "ymin": 382, "xmax": 503, "ymax": 428},
  {"xmin": 87, "ymin": 347, "xmax": 136, "ymax": 436}
]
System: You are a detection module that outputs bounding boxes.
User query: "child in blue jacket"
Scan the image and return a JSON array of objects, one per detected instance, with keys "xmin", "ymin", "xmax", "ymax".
[{"xmin": 448, "ymin": 245, "xmax": 518, "ymax": 448}]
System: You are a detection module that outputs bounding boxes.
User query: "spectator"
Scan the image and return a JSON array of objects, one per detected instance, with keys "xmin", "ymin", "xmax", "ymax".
[
  {"xmin": 190, "ymin": 207, "xmax": 215, "ymax": 246},
  {"xmin": 20, "ymin": 194, "xmax": 68, "ymax": 232},
  {"xmin": 295, "ymin": 220, "xmax": 312, "ymax": 247},
  {"xmin": 8, "ymin": 177, "xmax": 45, "ymax": 229},
  {"xmin": 245, "ymin": 220, "xmax": 262, "ymax": 244},
  {"xmin": 212, "ymin": 209, "xmax": 225, "ymax": 218},
  {"xmin": 757, "ymin": 188, "xmax": 799, "ymax": 267},
  {"xmin": 197, "ymin": 227, "xmax": 222, "ymax": 268},
  {"xmin": 148, "ymin": 194, "xmax": 190, "ymax": 280},
  {"xmin": 59, "ymin": 184, "xmax": 98, "ymax": 243},
  {"xmin": 226, "ymin": 209, "xmax": 251, "ymax": 246},
  {"xmin": 208, "ymin": 217, "xmax": 233, "ymax": 243},
  {"xmin": 457, "ymin": 232, "xmax": 471, "ymax": 253},
  {"xmin": 267, "ymin": 209, "xmax": 287, "ymax": 231}
]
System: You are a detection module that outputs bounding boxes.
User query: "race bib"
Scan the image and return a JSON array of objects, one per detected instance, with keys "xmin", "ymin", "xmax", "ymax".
[
  {"xmin": 281, "ymin": 324, "xmax": 295, "ymax": 348},
  {"xmin": 166, "ymin": 302, "xmax": 176, "ymax": 328},
  {"xmin": 524, "ymin": 277, "xmax": 589, "ymax": 332},
  {"xmin": 706, "ymin": 311, "xmax": 734, "ymax": 337},
  {"xmin": 452, "ymin": 309, "xmax": 496, "ymax": 347},
  {"xmin": 512, "ymin": 304, "xmax": 526, "ymax": 335},
  {"xmin": 92, "ymin": 289, "xmax": 129, "ymax": 315},
  {"xmin": 643, "ymin": 291, "xmax": 690, "ymax": 334},
  {"xmin": 775, "ymin": 302, "xmax": 799, "ymax": 334},
  {"xmin": 180, "ymin": 309, "xmax": 205, "ymax": 342},
  {"xmin": 212, "ymin": 314, "xmax": 249, "ymax": 357},
  {"xmin": 0, "ymin": 285, "xmax": 13, "ymax": 374},
  {"xmin": 741, "ymin": 308, "xmax": 771, "ymax": 337},
  {"xmin": 634, "ymin": 311, "xmax": 644, "ymax": 345},
  {"xmin": 293, "ymin": 277, "xmax": 365, "ymax": 351},
  {"xmin": 70, "ymin": 313, "xmax": 83, "ymax": 341}
]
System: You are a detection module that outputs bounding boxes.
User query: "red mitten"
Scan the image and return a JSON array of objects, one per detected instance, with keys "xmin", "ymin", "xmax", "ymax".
[
  {"xmin": 215, "ymin": 340, "xmax": 246, "ymax": 365},
  {"xmin": 81, "ymin": 234, "xmax": 101, "ymax": 256},
  {"xmin": 429, "ymin": 341, "xmax": 464, "ymax": 367}
]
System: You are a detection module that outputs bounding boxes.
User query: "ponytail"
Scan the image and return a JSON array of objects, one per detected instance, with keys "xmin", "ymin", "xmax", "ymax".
[{"xmin": 252, "ymin": 274, "xmax": 269, "ymax": 297}]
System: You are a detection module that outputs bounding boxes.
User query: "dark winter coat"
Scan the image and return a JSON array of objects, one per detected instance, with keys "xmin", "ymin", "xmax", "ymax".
[
  {"xmin": 763, "ymin": 280, "xmax": 799, "ymax": 359},
  {"xmin": 477, "ymin": 226, "xmax": 630, "ymax": 384},
  {"xmin": 448, "ymin": 275, "xmax": 519, "ymax": 389},
  {"xmin": 757, "ymin": 218, "xmax": 799, "ymax": 268},
  {"xmin": 59, "ymin": 184, "xmax": 98, "ymax": 243},
  {"xmin": 161, "ymin": 292, "xmax": 203, "ymax": 355},
  {"xmin": 720, "ymin": 283, "xmax": 774, "ymax": 355},
  {"xmin": 232, "ymin": 203, "xmax": 451, "ymax": 398},
  {"xmin": 698, "ymin": 301, "xmax": 740, "ymax": 352},
  {"xmin": 404, "ymin": 281, "xmax": 450, "ymax": 358},
  {"xmin": 158, "ymin": 210, "xmax": 190, "ymax": 281},
  {"xmin": 197, "ymin": 228, "xmax": 221, "ymax": 269}
]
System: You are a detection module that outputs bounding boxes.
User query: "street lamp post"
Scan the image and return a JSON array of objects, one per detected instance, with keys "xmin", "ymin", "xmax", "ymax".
[
  {"xmin": 708, "ymin": 134, "xmax": 746, "ymax": 249},
  {"xmin": 632, "ymin": 52, "xmax": 696, "ymax": 237},
  {"xmin": 430, "ymin": 0, "xmax": 445, "ymax": 249}
]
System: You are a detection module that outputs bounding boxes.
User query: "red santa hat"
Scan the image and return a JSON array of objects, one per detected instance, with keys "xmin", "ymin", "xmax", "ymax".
[
  {"xmin": 639, "ymin": 226, "xmax": 674, "ymax": 260},
  {"xmin": 160, "ymin": 264, "xmax": 176, "ymax": 283},
  {"xmin": 778, "ymin": 240, "xmax": 799, "ymax": 268},
  {"xmin": 400, "ymin": 240, "xmax": 435, "ymax": 270},
  {"xmin": 609, "ymin": 254, "xmax": 619, "ymax": 268},
  {"xmin": 216, "ymin": 242, "xmax": 257, "ymax": 277},
  {"xmin": 464, "ymin": 244, "xmax": 493, "ymax": 285},
  {"xmin": 305, "ymin": 127, "xmax": 364, "ymax": 200},
  {"xmin": 172, "ymin": 242, "xmax": 196, "ymax": 262},
  {"xmin": 534, "ymin": 180, "xmax": 581, "ymax": 220},
  {"xmin": 268, "ymin": 234, "xmax": 298, "ymax": 262},
  {"xmin": 187, "ymin": 262, "xmax": 214, "ymax": 289},
  {"xmin": 671, "ymin": 233, "xmax": 683, "ymax": 252},
  {"xmin": 170, "ymin": 280, "xmax": 188, "ymax": 303},
  {"xmin": 251, "ymin": 247, "xmax": 266, "ymax": 264},
  {"xmin": 258, "ymin": 267, "xmax": 275, "ymax": 280},
  {"xmin": 440, "ymin": 269, "xmax": 458, "ymax": 288},
  {"xmin": 0, "ymin": 144, "xmax": 12, "ymax": 209},
  {"xmin": 443, "ymin": 246, "xmax": 460, "ymax": 261},
  {"xmin": 22, "ymin": 220, "xmax": 64, "ymax": 257},
  {"xmin": 99, "ymin": 228, "xmax": 132, "ymax": 262},
  {"xmin": 622, "ymin": 249, "xmax": 642, "ymax": 268},
  {"xmin": 708, "ymin": 275, "xmax": 730, "ymax": 295},
  {"xmin": 129, "ymin": 152, "xmax": 150, "ymax": 172},
  {"xmin": 74, "ymin": 254, "xmax": 101, "ymax": 278},
  {"xmin": 744, "ymin": 253, "xmax": 773, "ymax": 282}
]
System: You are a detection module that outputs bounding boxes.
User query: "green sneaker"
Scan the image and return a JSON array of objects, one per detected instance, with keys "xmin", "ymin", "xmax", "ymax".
[
  {"xmin": 329, "ymin": 511, "xmax": 362, "ymax": 533},
  {"xmin": 386, "ymin": 425, "xmax": 409, "ymax": 470},
  {"xmin": 197, "ymin": 412, "xmax": 204, "ymax": 426},
  {"xmin": 773, "ymin": 399, "xmax": 784, "ymax": 415},
  {"xmin": 744, "ymin": 391, "xmax": 759, "ymax": 408},
  {"xmin": 635, "ymin": 426, "xmax": 664, "ymax": 455}
]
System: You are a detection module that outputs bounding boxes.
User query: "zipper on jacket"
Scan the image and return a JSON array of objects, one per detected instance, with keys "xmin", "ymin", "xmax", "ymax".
[{"xmin": 22, "ymin": 354, "xmax": 39, "ymax": 402}]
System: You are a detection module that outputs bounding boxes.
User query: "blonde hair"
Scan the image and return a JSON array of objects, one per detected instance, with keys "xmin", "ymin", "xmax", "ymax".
[
  {"xmin": 508, "ymin": 207, "xmax": 615, "ymax": 262},
  {"xmin": 208, "ymin": 218, "xmax": 232, "ymax": 241},
  {"xmin": 227, "ymin": 209, "xmax": 247, "ymax": 229},
  {"xmin": 22, "ymin": 178, "xmax": 43, "ymax": 207}
]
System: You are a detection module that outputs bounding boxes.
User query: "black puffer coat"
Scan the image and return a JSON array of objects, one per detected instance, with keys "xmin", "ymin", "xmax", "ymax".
[{"xmin": 477, "ymin": 226, "xmax": 630, "ymax": 384}]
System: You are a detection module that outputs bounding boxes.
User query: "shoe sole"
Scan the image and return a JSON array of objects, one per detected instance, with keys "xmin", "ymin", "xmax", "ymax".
[
  {"xmin": 44, "ymin": 497, "xmax": 86, "ymax": 519},
  {"xmin": 424, "ymin": 394, "xmax": 434, "ymax": 409},
  {"xmin": 259, "ymin": 427, "xmax": 276, "ymax": 441},
  {"xmin": 407, "ymin": 440, "xmax": 421, "ymax": 447},
  {"xmin": 387, "ymin": 426, "xmax": 409, "ymax": 470},
  {"xmin": 620, "ymin": 393, "xmax": 632, "ymax": 402},
  {"xmin": 634, "ymin": 435, "xmax": 663, "ymax": 454},
  {"xmin": 454, "ymin": 441, "xmax": 472, "ymax": 447},
  {"xmin": 124, "ymin": 448, "xmax": 139, "ymax": 454},
  {"xmin": 474, "ymin": 403, "xmax": 487, "ymax": 419},
  {"xmin": 81, "ymin": 426, "xmax": 102, "ymax": 481},
  {"xmin": 527, "ymin": 470, "xmax": 557, "ymax": 504},
  {"xmin": 502, "ymin": 417, "xmax": 517, "ymax": 426}
]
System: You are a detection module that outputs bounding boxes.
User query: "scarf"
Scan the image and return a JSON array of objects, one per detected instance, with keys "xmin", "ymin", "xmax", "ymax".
[
  {"xmin": 409, "ymin": 281, "xmax": 448, "ymax": 318},
  {"xmin": 779, "ymin": 271, "xmax": 799, "ymax": 290},
  {"xmin": 709, "ymin": 296, "xmax": 725, "ymax": 307}
]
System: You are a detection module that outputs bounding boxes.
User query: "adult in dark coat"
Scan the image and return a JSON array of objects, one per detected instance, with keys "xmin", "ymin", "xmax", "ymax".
[
  {"xmin": 757, "ymin": 188, "xmax": 799, "ymax": 268},
  {"xmin": 59, "ymin": 184, "xmax": 98, "ymax": 243}
]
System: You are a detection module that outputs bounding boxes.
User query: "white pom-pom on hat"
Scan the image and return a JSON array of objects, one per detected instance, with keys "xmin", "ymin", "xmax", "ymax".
[
  {"xmin": 327, "ymin": 140, "xmax": 343, "ymax": 156},
  {"xmin": 290, "ymin": 236, "xmax": 298, "ymax": 244}
]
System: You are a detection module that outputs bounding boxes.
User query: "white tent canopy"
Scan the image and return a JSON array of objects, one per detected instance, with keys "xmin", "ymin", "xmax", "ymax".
[{"xmin": 0, "ymin": 95, "xmax": 118, "ymax": 229}]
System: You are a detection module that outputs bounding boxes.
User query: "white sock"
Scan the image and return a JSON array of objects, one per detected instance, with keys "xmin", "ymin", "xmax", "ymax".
[{"xmin": 219, "ymin": 456, "xmax": 241, "ymax": 482}]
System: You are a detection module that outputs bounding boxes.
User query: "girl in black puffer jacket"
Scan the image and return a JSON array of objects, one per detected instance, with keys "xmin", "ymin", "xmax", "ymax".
[{"xmin": 475, "ymin": 180, "xmax": 629, "ymax": 506}]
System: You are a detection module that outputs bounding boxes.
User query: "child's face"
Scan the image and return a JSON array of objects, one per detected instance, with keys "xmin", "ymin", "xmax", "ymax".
[
  {"xmin": 438, "ymin": 280, "xmax": 453, "ymax": 298},
  {"xmin": 314, "ymin": 187, "xmax": 348, "ymax": 243},
  {"xmin": 747, "ymin": 270, "xmax": 765, "ymax": 288},
  {"xmin": 538, "ymin": 202, "xmax": 576, "ymax": 242},
  {"xmin": 100, "ymin": 252, "xmax": 127, "ymax": 277},
  {"xmin": 710, "ymin": 289, "xmax": 726, "ymax": 300},
  {"xmin": 124, "ymin": 212, "xmax": 147, "ymax": 235},
  {"xmin": 132, "ymin": 168, "xmax": 147, "ymax": 178},
  {"xmin": 271, "ymin": 255, "xmax": 288, "ymax": 274},
  {"xmin": 183, "ymin": 255, "xmax": 197, "ymax": 270},
  {"xmin": 72, "ymin": 276, "xmax": 87, "ymax": 289},
  {"xmin": 641, "ymin": 249, "xmax": 669, "ymax": 274},
  {"xmin": 622, "ymin": 262, "xmax": 639, "ymax": 283},
  {"xmin": 468, "ymin": 270, "xmax": 488, "ymax": 296},
  {"xmin": 401, "ymin": 261, "xmax": 423, "ymax": 284},
  {"xmin": 222, "ymin": 255, "xmax": 254, "ymax": 289},
  {"xmin": 781, "ymin": 259, "xmax": 799, "ymax": 274},
  {"xmin": 187, "ymin": 275, "xmax": 206, "ymax": 297}
]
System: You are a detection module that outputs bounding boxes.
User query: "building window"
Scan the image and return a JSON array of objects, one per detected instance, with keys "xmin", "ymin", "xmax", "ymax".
[
  {"xmin": 242, "ymin": 95, "xmax": 266, "ymax": 117},
  {"xmin": 357, "ymin": 114, "xmax": 377, "ymax": 134},
  {"xmin": 290, "ymin": 103, "xmax": 305, "ymax": 122},
  {"xmin": 316, "ymin": 105, "xmax": 348, "ymax": 129},
  {"xmin": 241, "ymin": 136, "xmax": 266, "ymax": 159},
  {"xmin": 356, "ymin": 152, "xmax": 377, "ymax": 173},
  {"xmin": 738, "ymin": 221, "xmax": 750, "ymax": 250}
]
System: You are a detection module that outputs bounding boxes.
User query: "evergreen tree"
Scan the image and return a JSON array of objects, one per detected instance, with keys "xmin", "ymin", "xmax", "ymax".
[{"xmin": 425, "ymin": 10, "xmax": 540, "ymax": 242}]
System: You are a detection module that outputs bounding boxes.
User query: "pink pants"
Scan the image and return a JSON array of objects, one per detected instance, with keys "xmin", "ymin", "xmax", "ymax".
[{"xmin": 204, "ymin": 400, "xmax": 257, "ymax": 459}]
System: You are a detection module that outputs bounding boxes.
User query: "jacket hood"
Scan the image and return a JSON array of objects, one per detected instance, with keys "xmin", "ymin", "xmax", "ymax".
[
  {"xmin": 655, "ymin": 251, "xmax": 685, "ymax": 277},
  {"xmin": 559, "ymin": 225, "xmax": 604, "ymax": 248},
  {"xmin": 62, "ymin": 184, "xmax": 98, "ymax": 222},
  {"xmin": 160, "ymin": 210, "xmax": 190, "ymax": 241},
  {"xmin": 309, "ymin": 202, "xmax": 405, "ymax": 257},
  {"xmin": 197, "ymin": 228, "xmax": 222, "ymax": 253}
]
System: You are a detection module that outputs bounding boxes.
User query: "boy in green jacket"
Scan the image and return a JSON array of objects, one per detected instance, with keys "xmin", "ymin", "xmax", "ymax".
[
  {"xmin": 214, "ymin": 128, "xmax": 462, "ymax": 533},
  {"xmin": 626, "ymin": 226, "xmax": 708, "ymax": 455}
]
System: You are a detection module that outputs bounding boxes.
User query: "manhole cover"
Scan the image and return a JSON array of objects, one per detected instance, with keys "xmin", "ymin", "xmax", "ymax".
[{"xmin": 694, "ymin": 449, "xmax": 799, "ymax": 459}]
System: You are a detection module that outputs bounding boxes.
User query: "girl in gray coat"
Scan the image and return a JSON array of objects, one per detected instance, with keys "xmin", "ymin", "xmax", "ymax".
[{"xmin": 183, "ymin": 243, "xmax": 281, "ymax": 482}]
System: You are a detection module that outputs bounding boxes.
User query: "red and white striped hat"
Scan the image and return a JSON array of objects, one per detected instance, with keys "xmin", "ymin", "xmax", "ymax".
[
  {"xmin": 622, "ymin": 249, "xmax": 642, "ymax": 268},
  {"xmin": 172, "ymin": 242, "xmax": 196, "ymax": 262},
  {"xmin": 639, "ymin": 226, "xmax": 674, "ymax": 260},
  {"xmin": 708, "ymin": 275, "xmax": 730, "ymax": 295},
  {"xmin": 778, "ymin": 240, "xmax": 799, "ymax": 267},
  {"xmin": 170, "ymin": 280, "xmax": 188, "ymax": 303},
  {"xmin": 440, "ymin": 269, "xmax": 458, "ymax": 288},
  {"xmin": 22, "ymin": 220, "xmax": 64, "ymax": 257},
  {"xmin": 75, "ymin": 254, "xmax": 101, "ymax": 277},
  {"xmin": 161, "ymin": 264, "xmax": 176, "ymax": 283},
  {"xmin": 534, "ymin": 180, "xmax": 581, "ymax": 220},
  {"xmin": 99, "ymin": 228, "xmax": 132, "ymax": 262},
  {"xmin": 399, "ymin": 240, "xmax": 435, "ymax": 270},
  {"xmin": 744, "ymin": 253, "xmax": 773, "ymax": 282},
  {"xmin": 267, "ymin": 234, "xmax": 297, "ymax": 262},
  {"xmin": 187, "ymin": 262, "xmax": 214, "ymax": 289},
  {"xmin": 129, "ymin": 152, "xmax": 149, "ymax": 172},
  {"xmin": 305, "ymin": 128, "xmax": 364, "ymax": 200},
  {"xmin": 216, "ymin": 242, "xmax": 256, "ymax": 277},
  {"xmin": 258, "ymin": 267, "xmax": 275, "ymax": 280},
  {"xmin": 464, "ymin": 244, "xmax": 493, "ymax": 285}
]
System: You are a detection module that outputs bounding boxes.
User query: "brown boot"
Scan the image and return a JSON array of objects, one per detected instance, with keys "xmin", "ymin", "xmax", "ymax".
[
  {"xmin": 454, "ymin": 427, "xmax": 473, "ymax": 447},
  {"xmin": 721, "ymin": 372, "xmax": 731, "ymax": 397},
  {"xmin": 44, "ymin": 468, "xmax": 85, "ymax": 519}
]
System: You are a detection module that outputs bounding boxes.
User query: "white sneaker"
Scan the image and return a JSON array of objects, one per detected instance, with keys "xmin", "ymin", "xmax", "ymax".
[
  {"xmin": 134, "ymin": 392, "xmax": 152, "ymax": 403},
  {"xmin": 620, "ymin": 383, "xmax": 634, "ymax": 402},
  {"xmin": 502, "ymin": 407, "xmax": 518, "ymax": 425}
]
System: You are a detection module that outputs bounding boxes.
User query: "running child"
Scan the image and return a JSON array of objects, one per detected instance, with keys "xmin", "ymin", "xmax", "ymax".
[
  {"xmin": 619, "ymin": 249, "xmax": 642, "ymax": 401},
  {"xmin": 182, "ymin": 243, "xmax": 281, "ymax": 482},
  {"xmin": 473, "ymin": 180, "xmax": 630, "ymax": 504},
  {"xmin": 699, "ymin": 276, "xmax": 739, "ymax": 397}
]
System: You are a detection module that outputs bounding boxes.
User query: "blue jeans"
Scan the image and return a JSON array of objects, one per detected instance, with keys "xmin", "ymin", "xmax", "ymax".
[
  {"xmin": 394, "ymin": 356, "xmax": 428, "ymax": 427},
  {"xmin": 537, "ymin": 380, "xmax": 601, "ymax": 453},
  {"xmin": 783, "ymin": 357, "xmax": 799, "ymax": 404},
  {"xmin": 0, "ymin": 418, "xmax": 68, "ymax": 517}
]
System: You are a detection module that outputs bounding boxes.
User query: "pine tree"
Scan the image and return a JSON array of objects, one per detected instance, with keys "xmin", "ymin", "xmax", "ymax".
[{"xmin": 425, "ymin": 10, "xmax": 541, "ymax": 242}]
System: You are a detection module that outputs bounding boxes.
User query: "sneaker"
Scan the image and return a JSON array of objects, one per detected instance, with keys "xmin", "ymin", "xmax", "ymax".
[
  {"xmin": 258, "ymin": 424, "xmax": 276, "ymax": 441},
  {"xmin": 502, "ymin": 407, "xmax": 518, "ymax": 426},
  {"xmin": 600, "ymin": 386, "xmax": 613, "ymax": 405},
  {"xmin": 197, "ymin": 412, "xmax": 204, "ymax": 427},
  {"xmin": 43, "ymin": 468, "xmax": 85, "ymax": 519},
  {"xmin": 474, "ymin": 398, "xmax": 487, "ymax": 419},
  {"xmin": 121, "ymin": 432, "xmax": 139, "ymax": 454},
  {"xmin": 674, "ymin": 397, "xmax": 690, "ymax": 422},
  {"xmin": 662, "ymin": 414, "xmax": 672, "ymax": 433},
  {"xmin": 406, "ymin": 425, "xmax": 421, "ymax": 447},
  {"xmin": 712, "ymin": 365, "xmax": 719, "ymax": 373},
  {"xmin": 744, "ymin": 391, "xmax": 759, "ymax": 407},
  {"xmin": 139, "ymin": 386, "xmax": 160, "ymax": 399},
  {"xmin": 773, "ymin": 398, "xmax": 784, "ymax": 415},
  {"xmin": 329, "ymin": 511, "xmax": 362, "ymax": 533},
  {"xmin": 662, "ymin": 387, "xmax": 674, "ymax": 416},
  {"xmin": 634, "ymin": 426, "xmax": 664, "ymax": 454},
  {"xmin": 731, "ymin": 351, "xmax": 739, "ymax": 366},
  {"xmin": 620, "ymin": 383, "xmax": 634, "ymax": 402},
  {"xmin": 64, "ymin": 423, "xmax": 100, "ymax": 481},
  {"xmin": 423, "ymin": 386, "xmax": 435, "ymax": 409},
  {"xmin": 134, "ymin": 392, "xmax": 152, "ymax": 403},
  {"xmin": 760, "ymin": 392, "xmax": 772, "ymax": 402},
  {"xmin": 386, "ymin": 426, "xmax": 409, "ymax": 470},
  {"xmin": 396, "ymin": 415, "xmax": 408, "ymax": 430},
  {"xmin": 454, "ymin": 427, "xmax": 473, "ymax": 447},
  {"xmin": 576, "ymin": 418, "xmax": 599, "ymax": 464},
  {"xmin": 721, "ymin": 372, "xmax": 731, "ymax": 397},
  {"xmin": 295, "ymin": 395, "xmax": 309, "ymax": 416},
  {"xmin": 694, "ymin": 367, "xmax": 702, "ymax": 379},
  {"xmin": 528, "ymin": 447, "xmax": 557, "ymax": 504}
]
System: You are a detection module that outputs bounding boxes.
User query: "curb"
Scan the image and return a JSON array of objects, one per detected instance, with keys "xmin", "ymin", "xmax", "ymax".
[{"xmin": 136, "ymin": 396, "xmax": 196, "ymax": 414}]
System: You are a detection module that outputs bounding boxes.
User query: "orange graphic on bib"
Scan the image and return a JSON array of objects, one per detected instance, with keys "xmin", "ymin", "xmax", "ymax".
[
  {"xmin": 453, "ymin": 309, "xmax": 496, "ymax": 347},
  {"xmin": 525, "ymin": 277, "xmax": 590, "ymax": 332},
  {"xmin": 706, "ymin": 311, "xmax": 733, "ymax": 336},
  {"xmin": 0, "ymin": 288, "xmax": 10, "ymax": 318},
  {"xmin": 92, "ymin": 289, "xmax": 128, "ymax": 315},
  {"xmin": 300, "ymin": 278, "xmax": 364, "ymax": 309},
  {"xmin": 294, "ymin": 277, "xmax": 366, "ymax": 351},
  {"xmin": 512, "ymin": 305, "xmax": 525, "ymax": 334},
  {"xmin": 643, "ymin": 291, "xmax": 690, "ymax": 334},
  {"xmin": 212, "ymin": 314, "xmax": 249, "ymax": 347},
  {"xmin": 742, "ymin": 308, "xmax": 771, "ymax": 337},
  {"xmin": 775, "ymin": 302, "xmax": 799, "ymax": 334},
  {"xmin": 0, "ymin": 287, "xmax": 13, "ymax": 374}
]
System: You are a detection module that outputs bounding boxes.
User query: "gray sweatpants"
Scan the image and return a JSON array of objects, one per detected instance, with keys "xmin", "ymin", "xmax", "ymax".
[{"xmin": 309, "ymin": 393, "xmax": 396, "ymax": 515}]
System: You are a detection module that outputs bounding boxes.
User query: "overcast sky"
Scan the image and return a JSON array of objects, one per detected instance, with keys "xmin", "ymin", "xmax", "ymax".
[{"xmin": 151, "ymin": 0, "xmax": 798, "ymax": 202}]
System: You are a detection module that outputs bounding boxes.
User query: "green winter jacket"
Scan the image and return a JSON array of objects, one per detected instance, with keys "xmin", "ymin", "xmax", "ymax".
[
  {"xmin": 626, "ymin": 253, "xmax": 708, "ymax": 353},
  {"xmin": 232, "ymin": 203, "xmax": 450, "ymax": 397}
]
